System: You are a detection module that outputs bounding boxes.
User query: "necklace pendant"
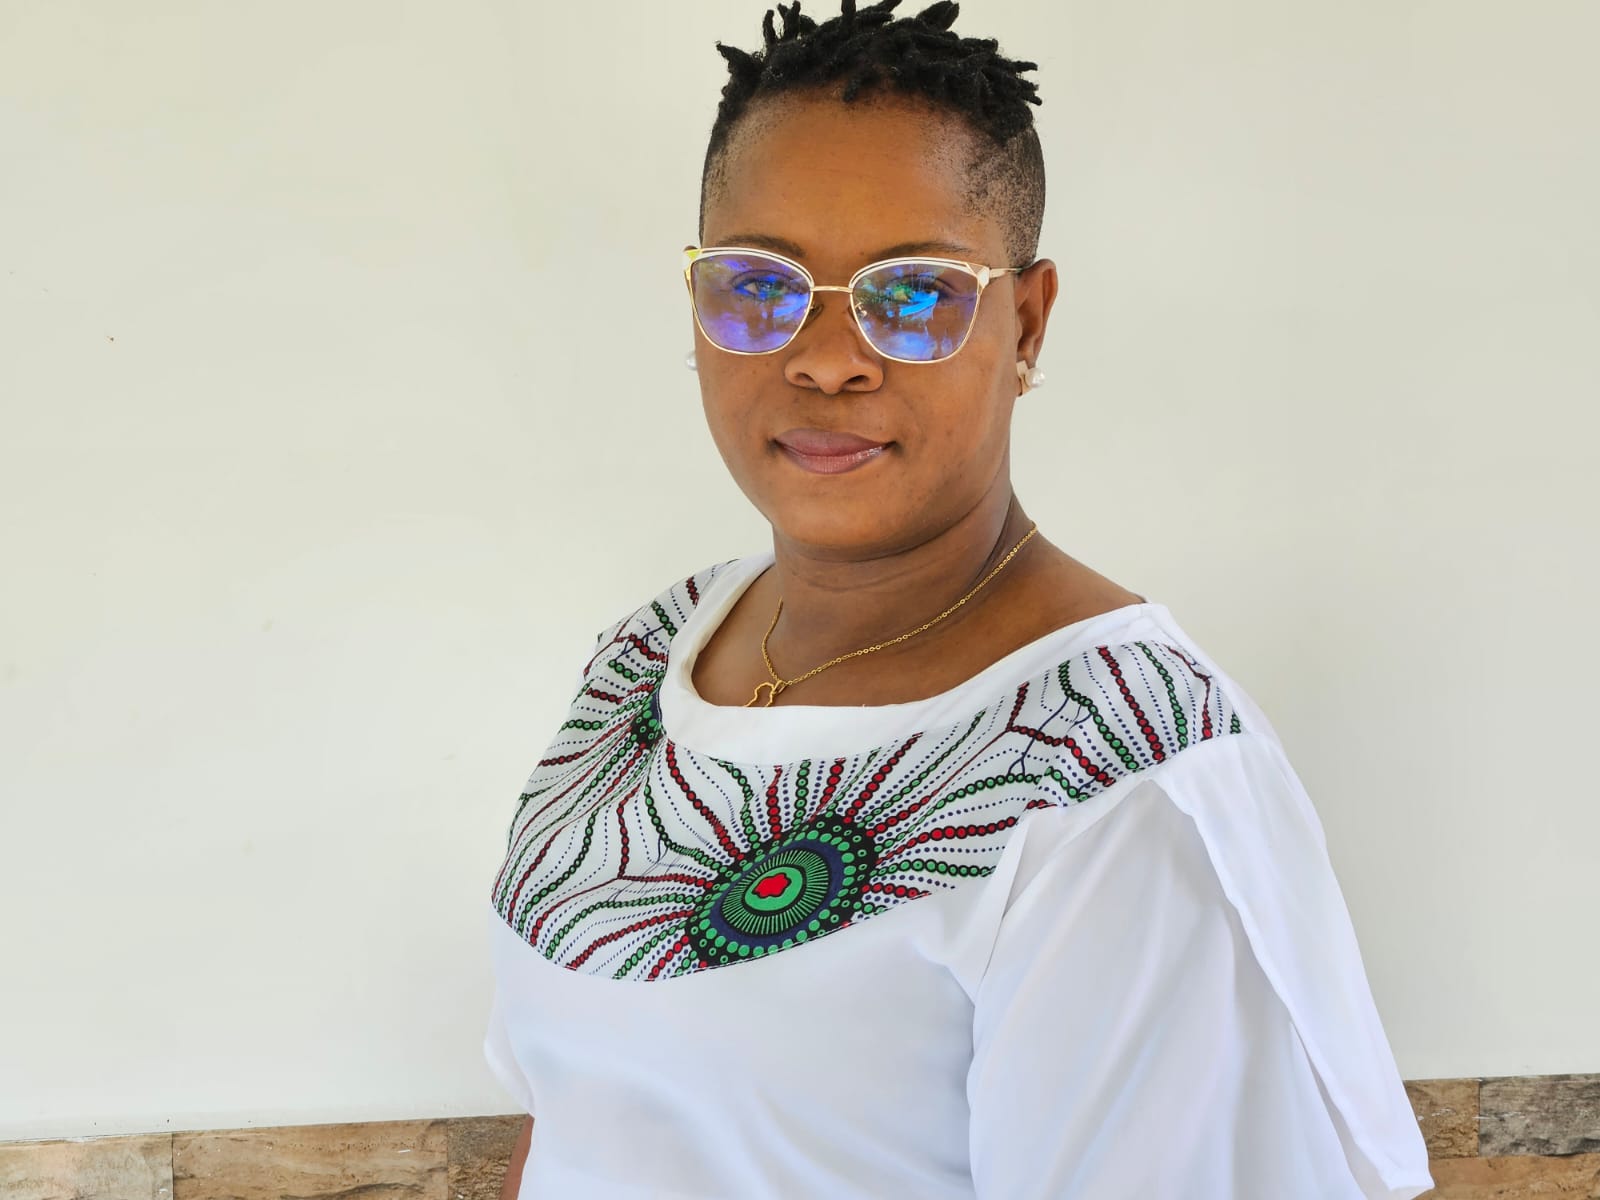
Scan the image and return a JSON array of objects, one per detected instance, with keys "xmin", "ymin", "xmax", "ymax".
[{"xmin": 746, "ymin": 680, "xmax": 785, "ymax": 708}]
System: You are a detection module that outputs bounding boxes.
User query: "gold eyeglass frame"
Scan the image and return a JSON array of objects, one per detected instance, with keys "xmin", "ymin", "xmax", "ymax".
[{"xmin": 682, "ymin": 245, "xmax": 1031, "ymax": 365}]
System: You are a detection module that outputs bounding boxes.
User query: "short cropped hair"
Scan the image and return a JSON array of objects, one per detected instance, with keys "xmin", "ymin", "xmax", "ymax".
[{"xmin": 700, "ymin": 0, "xmax": 1047, "ymax": 264}]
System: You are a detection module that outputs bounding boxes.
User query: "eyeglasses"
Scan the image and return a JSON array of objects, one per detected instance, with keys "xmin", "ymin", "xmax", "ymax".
[{"xmin": 683, "ymin": 245, "xmax": 1030, "ymax": 364}]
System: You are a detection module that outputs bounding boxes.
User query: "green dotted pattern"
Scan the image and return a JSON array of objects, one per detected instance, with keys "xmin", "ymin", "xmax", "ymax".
[{"xmin": 492, "ymin": 559, "xmax": 1252, "ymax": 982}]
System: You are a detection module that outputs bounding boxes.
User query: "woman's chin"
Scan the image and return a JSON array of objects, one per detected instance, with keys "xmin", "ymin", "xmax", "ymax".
[{"xmin": 761, "ymin": 505, "xmax": 919, "ymax": 558}]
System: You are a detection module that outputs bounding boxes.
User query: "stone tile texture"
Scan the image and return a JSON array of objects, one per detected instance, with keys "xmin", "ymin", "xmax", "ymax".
[
  {"xmin": 6, "ymin": 1077, "xmax": 1600, "ymax": 1200},
  {"xmin": 0, "ymin": 1132, "xmax": 174, "ymax": 1200},
  {"xmin": 1480, "ymin": 1074, "xmax": 1600, "ymax": 1157},
  {"xmin": 171, "ymin": 1118, "xmax": 446, "ymax": 1200},
  {"xmin": 1408, "ymin": 1077, "xmax": 1481, "ymax": 1159},
  {"xmin": 1423, "ymin": 1152, "xmax": 1600, "ymax": 1198},
  {"xmin": 447, "ymin": 1115, "xmax": 524, "ymax": 1200}
]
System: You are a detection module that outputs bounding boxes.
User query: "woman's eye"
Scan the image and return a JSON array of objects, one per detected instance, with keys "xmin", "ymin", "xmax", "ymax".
[
  {"xmin": 859, "ymin": 274, "xmax": 948, "ymax": 318},
  {"xmin": 731, "ymin": 273, "xmax": 804, "ymax": 302},
  {"xmin": 882, "ymin": 277, "xmax": 942, "ymax": 303},
  {"xmin": 862, "ymin": 272, "xmax": 952, "ymax": 303}
]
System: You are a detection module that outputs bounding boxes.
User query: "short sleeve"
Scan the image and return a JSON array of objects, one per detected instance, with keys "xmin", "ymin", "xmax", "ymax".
[
  {"xmin": 966, "ymin": 733, "xmax": 1434, "ymax": 1200},
  {"xmin": 482, "ymin": 987, "xmax": 536, "ymax": 1115}
]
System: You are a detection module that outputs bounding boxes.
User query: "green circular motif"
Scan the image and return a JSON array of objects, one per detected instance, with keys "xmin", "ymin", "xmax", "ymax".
[
  {"xmin": 685, "ymin": 816, "xmax": 876, "ymax": 966},
  {"xmin": 721, "ymin": 848, "xmax": 832, "ymax": 936}
]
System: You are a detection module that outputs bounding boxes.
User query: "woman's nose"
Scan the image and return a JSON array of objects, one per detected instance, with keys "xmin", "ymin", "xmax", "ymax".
[{"xmin": 781, "ymin": 297, "xmax": 885, "ymax": 394}]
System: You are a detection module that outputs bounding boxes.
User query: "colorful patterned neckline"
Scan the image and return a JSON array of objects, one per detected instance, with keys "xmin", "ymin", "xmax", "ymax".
[
  {"xmin": 659, "ymin": 551, "xmax": 1170, "ymax": 762},
  {"xmin": 490, "ymin": 559, "xmax": 1244, "ymax": 982}
]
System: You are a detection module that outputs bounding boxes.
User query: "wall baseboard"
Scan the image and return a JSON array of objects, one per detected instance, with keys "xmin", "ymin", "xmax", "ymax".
[{"xmin": 2, "ymin": 1075, "xmax": 1597, "ymax": 1199}]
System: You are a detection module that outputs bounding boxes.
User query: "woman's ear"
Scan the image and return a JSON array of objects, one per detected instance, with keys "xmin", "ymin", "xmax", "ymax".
[{"xmin": 1012, "ymin": 257, "xmax": 1059, "ymax": 368}]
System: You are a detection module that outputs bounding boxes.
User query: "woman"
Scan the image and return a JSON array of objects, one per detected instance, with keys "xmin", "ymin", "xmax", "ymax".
[{"xmin": 483, "ymin": 2, "xmax": 1435, "ymax": 1196}]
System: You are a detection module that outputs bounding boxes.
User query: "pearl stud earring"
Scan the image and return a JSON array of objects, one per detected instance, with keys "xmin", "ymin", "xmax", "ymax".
[
  {"xmin": 1016, "ymin": 359, "xmax": 1046, "ymax": 393},
  {"xmin": 685, "ymin": 350, "xmax": 698, "ymax": 372}
]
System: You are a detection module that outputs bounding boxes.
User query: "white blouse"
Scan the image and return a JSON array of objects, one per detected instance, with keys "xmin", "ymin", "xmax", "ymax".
[{"xmin": 482, "ymin": 552, "xmax": 1435, "ymax": 1199}]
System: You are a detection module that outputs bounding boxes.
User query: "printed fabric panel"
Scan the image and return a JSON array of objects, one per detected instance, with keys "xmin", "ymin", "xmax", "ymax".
[{"xmin": 490, "ymin": 563, "xmax": 1245, "ymax": 981}]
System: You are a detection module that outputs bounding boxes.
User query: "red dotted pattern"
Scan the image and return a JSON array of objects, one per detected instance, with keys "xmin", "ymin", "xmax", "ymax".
[
  {"xmin": 863, "ymin": 881, "xmax": 930, "ymax": 900},
  {"xmin": 880, "ymin": 814, "xmax": 1020, "ymax": 862},
  {"xmin": 568, "ymin": 909, "xmax": 688, "ymax": 969},
  {"xmin": 1006, "ymin": 684, "xmax": 1029, "ymax": 724},
  {"xmin": 650, "ymin": 932, "xmax": 690, "ymax": 980},
  {"xmin": 765, "ymin": 766, "xmax": 784, "ymax": 840},
  {"xmin": 1099, "ymin": 646, "xmax": 1165, "ymax": 764},
  {"xmin": 844, "ymin": 735, "xmax": 920, "ymax": 821},
  {"xmin": 815, "ymin": 759, "xmax": 847, "ymax": 812},
  {"xmin": 1001, "ymin": 722, "xmax": 1120, "ymax": 789},
  {"xmin": 514, "ymin": 741, "xmax": 653, "ymax": 940},
  {"xmin": 626, "ymin": 633, "xmax": 667, "ymax": 664},
  {"xmin": 867, "ymin": 793, "xmax": 933, "ymax": 838},
  {"xmin": 615, "ymin": 790, "xmax": 633, "ymax": 875},
  {"xmin": 666, "ymin": 742, "xmax": 742, "ymax": 862}
]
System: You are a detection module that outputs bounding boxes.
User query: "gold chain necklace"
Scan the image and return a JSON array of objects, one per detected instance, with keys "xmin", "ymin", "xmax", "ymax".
[{"xmin": 746, "ymin": 523, "xmax": 1039, "ymax": 708}]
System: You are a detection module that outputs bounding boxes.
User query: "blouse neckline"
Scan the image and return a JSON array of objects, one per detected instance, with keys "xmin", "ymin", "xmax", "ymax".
[{"xmin": 657, "ymin": 550, "xmax": 1174, "ymax": 763}]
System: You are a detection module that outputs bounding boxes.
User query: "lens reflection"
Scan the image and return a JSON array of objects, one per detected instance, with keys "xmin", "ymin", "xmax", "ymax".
[
  {"xmin": 691, "ymin": 253, "xmax": 811, "ymax": 353},
  {"xmin": 851, "ymin": 261, "xmax": 980, "ymax": 362}
]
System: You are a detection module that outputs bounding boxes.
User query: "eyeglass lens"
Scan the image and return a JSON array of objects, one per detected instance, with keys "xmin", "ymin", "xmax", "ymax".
[{"xmin": 690, "ymin": 252, "xmax": 983, "ymax": 362}]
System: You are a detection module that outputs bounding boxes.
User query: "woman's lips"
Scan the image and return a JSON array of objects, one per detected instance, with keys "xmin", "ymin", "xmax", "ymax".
[{"xmin": 774, "ymin": 428, "xmax": 890, "ymax": 476}]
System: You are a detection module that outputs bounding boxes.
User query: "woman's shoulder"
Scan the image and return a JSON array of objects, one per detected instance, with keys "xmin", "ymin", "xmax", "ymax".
[{"xmin": 1110, "ymin": 601, "xmax": 1285, "ymax": 755}]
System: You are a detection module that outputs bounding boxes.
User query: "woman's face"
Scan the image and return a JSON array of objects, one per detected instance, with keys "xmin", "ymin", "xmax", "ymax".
[{"xmin": 695, "ymin": 94, "xmax": 1057, "ymax": 559}]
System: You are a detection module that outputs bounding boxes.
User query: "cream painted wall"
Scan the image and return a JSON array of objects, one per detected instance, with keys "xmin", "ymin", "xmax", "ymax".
[{"xmin": 1, "ymin": 0, "xmax": 1595, "ymax": 1140}]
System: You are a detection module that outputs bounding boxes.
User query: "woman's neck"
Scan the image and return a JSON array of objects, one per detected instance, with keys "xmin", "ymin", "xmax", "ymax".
[
  {"xmin": 761, "ymin": 491, "xmax": 1036, "ymax": 671},
  {"xmin": 688, "ymin": 488, "xmax": 1143, "ymax": 709}
]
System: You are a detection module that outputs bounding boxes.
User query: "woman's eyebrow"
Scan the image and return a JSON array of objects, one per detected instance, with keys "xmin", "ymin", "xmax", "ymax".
[
  {"xmin": 716, "ymin": 233, "xmax": 808, "ymax": 257},
  {"xmin": 712, "ymin": 234, "xmax": 981, "ymax": 262},
  {"xmin": 871, "ymin": 238, "xmax": 980, "ymax": 260}
]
